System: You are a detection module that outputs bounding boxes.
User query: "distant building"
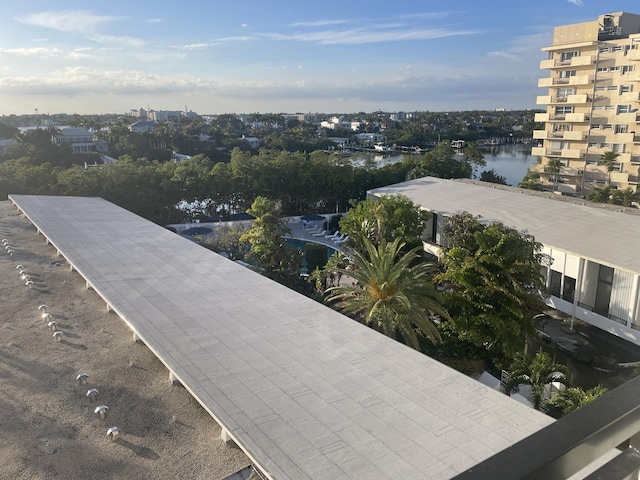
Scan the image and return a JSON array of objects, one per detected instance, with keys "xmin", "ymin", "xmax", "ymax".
[
  {"xmin": 534, "ymin": 11, "xmax": 640, "ymax": 196},
  {"xmin": 240, "ymin": 135, "xmax": 260, "ymax": 149},
  {"xmin": 0, "ymin": 138, "xmax": 19, "ymax": 155},
  {"xmin": 51, "ymin": 128, "xmax": 108, "ymax": 154},
  {"xmin": 128, "ymin": 121, "xmax": 156, "ymax": 133},
  {"xmin": 320, "ymin": 116, "xmax": 362, "ymax": 131},
  {"xmin": 146, "ymin": 108, "xmax": 197, "ymax": 122}
]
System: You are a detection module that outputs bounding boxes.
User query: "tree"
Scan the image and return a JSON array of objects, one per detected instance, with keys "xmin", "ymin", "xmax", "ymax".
[
  {"xmin": 462, "ymin": 142, "xmax": 486, "ymax": 177},
  {"xmin": 480, "ymin": 169, "xmax": 508, "ymax": 185},
  {"xmin": 518, "ymin": 167, "xmax": 542, "ymax": 190},
  {"xmin": 545, "ymin": 158, "xmax": 562, "ymax": 191},
  {"xmin": 407, "ymin": 141, "xmax": 473, "ymax": 180},
  {"xmin": 196, "ymin": 225, "xmax": 248, "ymax": 261},
  {"xmin": 547, "ymin": 385, "xmax": 607, "ymax": 418},
  {"xmin": 240, "ymin": 196, "xmax": 302, "ymax": 283},
  {"xmin": 504, "ymin": 351, "xmax": 568, "ymax": 411},
  {"xmin": 436, "ymin": 213, "xmax": 549, "ymax": 361},
  {"xmin": 325, "ymin": 237, "xmax": 449, "ymax": 349},
  {"xmin": 338, "ymin": 195, "xmax": 430, "ymax": 253},
  {"xmin": 599, "ymin": 150, "xmax": 620, "ymax": 187}
]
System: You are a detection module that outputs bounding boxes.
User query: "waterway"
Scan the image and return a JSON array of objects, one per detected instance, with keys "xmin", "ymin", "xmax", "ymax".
[{"xmin": 349, "ymin": 143, "xmax": 538, "ymax": 187}]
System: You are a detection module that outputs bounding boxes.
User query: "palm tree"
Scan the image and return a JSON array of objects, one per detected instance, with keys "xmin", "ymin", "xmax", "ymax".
[
  {"xmin": 547, "ymin": 385, "xmax": 607, "ymax": 417},
  {"xmin": 599, "ymin": 150, "xmax": 620, "ymax": 186},
  {"xmin": 545, "ymin": 158, "xmax": 563, "ymax": 191},
  {"xmin": 504, "ymin": 351, "xmax": 568, "ymax": 410},
  {"xmin": 325, "ymin": 237, "xmax": 449, "ymax": 349}
]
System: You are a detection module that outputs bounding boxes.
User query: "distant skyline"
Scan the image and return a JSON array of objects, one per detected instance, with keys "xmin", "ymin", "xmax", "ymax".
[{"xmin": 1, "ymin": 1, "xmax": 639, "ymax": 116}]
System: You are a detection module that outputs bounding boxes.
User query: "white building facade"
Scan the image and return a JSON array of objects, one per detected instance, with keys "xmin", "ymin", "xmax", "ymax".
[{"xmin": 369, "ymin": 177, "xmax": 640, "ymax": 346}]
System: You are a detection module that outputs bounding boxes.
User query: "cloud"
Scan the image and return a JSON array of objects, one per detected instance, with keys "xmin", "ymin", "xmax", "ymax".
[
  {"xmin": 486, "ymin": 32, "xmax": 549, "ymax": 63},
  {"xmin": 88, "ymin": 33, "xmax": 146, "ymax": 48},
  {"xmin": 0, "ymin": 47, "xmax": 62, "ymax": 57},
  {"xmin": 18, "ymin": 10, "xmax": 121, "ymax": 34},
  {"xmin": 290, "ymin": 19, "xmax": 348, "ymax": 27},
  {"xmin": 566, "ymin": 0, "xmax": 583, "ymax": 5},
  {"xmin": 145, "ymin": 18, "xmax": 164, "ymax": 23},
  {"xmin": 266, "ymin": 27, "xmax": 480, "ymax": 45}
]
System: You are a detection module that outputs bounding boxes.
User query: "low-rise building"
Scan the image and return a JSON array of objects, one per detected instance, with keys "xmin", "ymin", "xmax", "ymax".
[
  {"xmin": 369, "ymin": 176, "xmax": 640, "ymax": 347},
  {"xmin": 51, "ymin": 127, "xmax": 108, "ymax": 154}
]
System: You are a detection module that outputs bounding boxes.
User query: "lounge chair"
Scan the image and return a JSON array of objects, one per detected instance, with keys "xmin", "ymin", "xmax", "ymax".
[
  {"xmin": 312, "ymin": 230, "xmax": 327, "ymax": 237},
  {"xmin": 325, "ymin": 231, "xmax": 340, "ymax": 239},
  {"xmin": 334, "ymin": 235, "xmax": 349, "ymax": 244},
  {"xmin": 332, "ymin": 234, "xmax": 345, "ymax": 243}
]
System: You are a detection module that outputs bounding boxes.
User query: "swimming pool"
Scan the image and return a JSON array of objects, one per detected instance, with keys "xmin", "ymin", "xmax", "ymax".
[{"xmin": 284, "ymin": 238, "xmax": 337, "ymax": 273}]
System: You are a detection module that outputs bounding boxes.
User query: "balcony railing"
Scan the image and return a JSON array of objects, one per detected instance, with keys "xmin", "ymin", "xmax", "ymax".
[{"xmin": 452, "ymin": 374, "xmax": 640, "ymax": 480}]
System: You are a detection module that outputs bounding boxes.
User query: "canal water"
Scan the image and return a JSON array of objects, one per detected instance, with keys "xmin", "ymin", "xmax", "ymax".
[{"xmin": 350, "ymin": 143, "xmax": 538, "ymax": 187}]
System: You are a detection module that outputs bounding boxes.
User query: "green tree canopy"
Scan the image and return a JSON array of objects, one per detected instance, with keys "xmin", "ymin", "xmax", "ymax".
[
  {"xmin": 504, "ymin": 351, "xmax": 568, "ymax": 411},
  {"xmin": 240, "ymin": 196, "xmax": 302, "ymax": 285},
  {"xmin": 325, "ymin": 237, "xmax": 449, "ymax": 349},
  {"xmin": 338, "ymin": 195, "xmax": 430, "ymax": 252},
  {"xmin": 436, "ymin": 213, "xmax": 549, "ymax": 361},
  {"xmin": 407, "ymin": 141, "xmax": 473, "ymax": 180},
  {"xmin": 547, "ymin": 385, "xmax": 607, "ymax": 418}
]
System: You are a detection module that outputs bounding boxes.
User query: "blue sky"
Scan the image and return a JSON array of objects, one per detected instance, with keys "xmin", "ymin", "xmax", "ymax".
[{"xmin": 1, "ymin": 1, "xmax": 639, "ymax": 115}]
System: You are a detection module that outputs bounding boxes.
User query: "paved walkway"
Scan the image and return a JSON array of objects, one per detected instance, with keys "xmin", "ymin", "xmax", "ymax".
[{"xmin": 10, "ymin": 195, "xmax": 557, "ymax": 480}]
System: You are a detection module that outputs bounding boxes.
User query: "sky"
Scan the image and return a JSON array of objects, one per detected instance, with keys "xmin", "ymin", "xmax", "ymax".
[{"xmin": 1, "ymin": 1, "xmax": 640, "ymax": 116}]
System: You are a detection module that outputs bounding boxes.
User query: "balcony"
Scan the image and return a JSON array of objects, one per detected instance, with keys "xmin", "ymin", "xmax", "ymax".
[
  {"xmin": 533, "ymin": 113, "xmax": 590, "ymax": 123},
  {"xmin": 452, "ymin": 375, "xmax": 640, "ymax": 480},
  {"xmin": 565, "ymin": 112, "xmax": 590, "ymax": 122},
  {"xmin": 531, "ymin": 146, "xmax": 545, "ymax": 157},
  {"xmin": 532, "ymin": 130, "xmax": 586, "ymax": 141},
  {"xmin": 539, "ymin": 55, "xmax": 595, "ymax": 69},
  {"xmin": 537, "ymin": 75, "xmax": 593, "ymax": 87},
  {"xmin": 537, "ymin": 94, "xmax": 591, "ymax": 105},
  {"xmin": 531, "ymin": 147, "xmax": 584, "ymax": 159},
  {"xmin": 535, "ymin": 113, "xmax": 550, "ymax": 122}
]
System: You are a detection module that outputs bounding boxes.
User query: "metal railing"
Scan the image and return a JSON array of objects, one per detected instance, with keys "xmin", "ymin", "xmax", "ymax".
[{"xmin": 452, "ymin": 374, "xmax": 640, "ymax": 479}]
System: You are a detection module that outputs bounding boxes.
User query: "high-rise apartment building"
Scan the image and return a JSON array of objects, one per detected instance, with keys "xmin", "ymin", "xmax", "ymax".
[{"xmin": 533, "ymin": 12, "xmax": 640, "ymax": 196}]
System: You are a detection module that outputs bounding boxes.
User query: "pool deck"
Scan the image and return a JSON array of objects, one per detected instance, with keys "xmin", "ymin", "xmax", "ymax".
[{"xmin": 286, "ymin": 220, "xmax": 348, "ymax": 252}]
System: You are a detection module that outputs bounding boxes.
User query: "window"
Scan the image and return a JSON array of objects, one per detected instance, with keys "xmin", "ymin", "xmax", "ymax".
[
  {"xmin": 555, "ymin": 106, "xmax": 574, "ymax": 114},
  {"xmin": 618, "ymin": 105, "xmax": 630, "ymax": 114},
  {"xmin": 613, "ymin": 143, "xmax": 625, "ymax": 153},
  {"xmin": 598, "ymin": 67, "xmax": 608, "ymax": 73},
  {"xmin": 610, "ymin": 66, "xmax": 620, "ymax": 72},
  {"xmin": 595, "ymin": 86, "xmax": 606, "ymax": 91},
  {"xmin": 556, "ymin": 87, "xmax": 575, "ymax": 98},
  {"xmin": 550, "ymin": 271, "xmax": 562, "ymax": 297},
  {"xmin": 605, "ymin": 105, "xmax": 615, "ymax": 110},
  {"xmin": 593, "ymin": 106, "xmax": 604, "ymax": 110},
  {"xmin": 559, "ymin": 70, "xmax": 577, "ymax": 79},
  {"xmin": 621, "ymin": 84, "xmax": 632, "ymax": 93},
  {"xmin": 600, "ymin": 47, "xmax": 610, "ymax": 53},
  {"xmin": 614, "ymin": 124, "xmax": 628, "ymax": 133},
  {"xmin": 553, "ymin": 123, "xmax": 572, "ymax": 132},
  {"xmin": 562, "ymin": 277, "xmax": 576, "ymax": 303},
  {"xmin": 560, "ymin": 51, "xmax": 579, "ymax": 62},
  {"xmin": 608, "ymin": 86, "xmax": 618, "ymax": 91},
  {"xmin": 613, "ymin": 46, "xmax": 623, "ymax": 52},
  {"xmin": 594, "ymin": 265, "xmax": 614, "ymax": 317},
  {"xmin": 623, "ymin": 65, "xmax": 635, "ymax": 74}
]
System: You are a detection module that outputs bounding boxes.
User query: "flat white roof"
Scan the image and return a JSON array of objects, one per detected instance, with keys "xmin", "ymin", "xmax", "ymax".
[
  {"xmin": 9, "ymin": 194, "xmax": 554, "ymax": 480},
  {"xmin": 369, "ymin": 177, "xmax": 640, "ymax": 274}
]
